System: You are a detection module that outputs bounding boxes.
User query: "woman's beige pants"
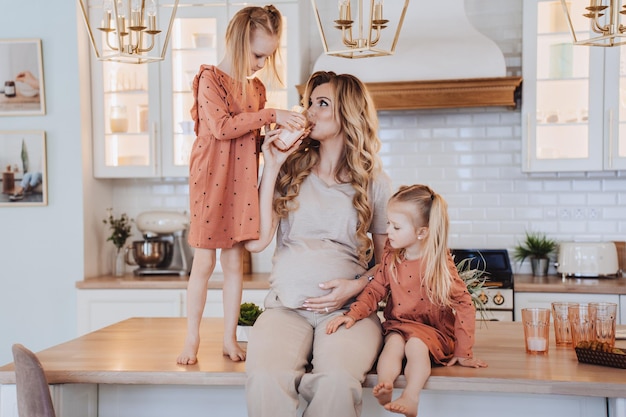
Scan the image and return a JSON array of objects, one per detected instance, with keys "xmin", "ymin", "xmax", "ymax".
[{"xmin": 245, "ymin": 292, "xmax": 382, "ymax": 417}]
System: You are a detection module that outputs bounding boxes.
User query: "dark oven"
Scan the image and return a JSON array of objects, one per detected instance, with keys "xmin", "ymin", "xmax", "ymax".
[{"xmin": 451, "ymin": 249, "xmax": 514, "ymax": 322}]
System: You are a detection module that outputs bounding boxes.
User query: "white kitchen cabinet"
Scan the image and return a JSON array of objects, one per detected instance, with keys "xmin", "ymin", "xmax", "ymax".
[
  {"xmin": 522, "ymin": 0, "xmax": 626, "ymax": 172},
  {"xmin": 87, "ymin": 0, "xmax": 302, "ymax": 178},
  {"xmin": 514, "ymin": 291, "xmax": 620, "ymax": 323},
  {"xmin": 76, "ymin": 289, "xmax": 185, "ymax": 335},
  {"xmin": 77, "ymin": 288, "xmax": 269, "ymax": 334},
  {"xmin": 202, "ymin": 289, "xmax": 269, "ymax": 317}
]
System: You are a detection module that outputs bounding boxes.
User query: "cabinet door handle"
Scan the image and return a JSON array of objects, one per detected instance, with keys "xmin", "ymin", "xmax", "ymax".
[
  {"xmin": 608, "ymin": 109, "xmax": 614, "ymax": 169},
  {"xmin": 152, "ymin": 122, "xmax": 159, "ymax": 175},
  {"xmin": 526, "ymin": 113, "xmax": 531, "ymax": 170}
]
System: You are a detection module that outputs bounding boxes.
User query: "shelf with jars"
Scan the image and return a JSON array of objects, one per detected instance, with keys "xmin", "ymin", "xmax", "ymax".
[
  {"xmin": 87, "ymin": 0, "xmax": 302, "ymax": 178},
  {"xmin": 522, "ymin": 0, "xmax": 626, "ymax": 172}
]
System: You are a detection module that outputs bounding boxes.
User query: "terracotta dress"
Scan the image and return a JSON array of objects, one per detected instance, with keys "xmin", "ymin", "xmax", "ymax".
[
  {"xmin": 188, "ymin": 65, "xmax": 276, "ymax": 249},
  {"xmin": 346, "ymin": 243, "xmax": 477, "ymax": 364}
]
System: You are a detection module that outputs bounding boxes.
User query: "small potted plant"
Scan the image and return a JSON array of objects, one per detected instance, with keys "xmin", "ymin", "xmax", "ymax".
[
  {"xmin": 237, "ymin": 302, "xmax": 263, "ymax": 342},
  {"xmin": 103, "ymin": 208, "xmax": 133, "ymax": 276},
  {"xmin": 513, "ymin": 231, "xmax": 557, "ymax": 276}
]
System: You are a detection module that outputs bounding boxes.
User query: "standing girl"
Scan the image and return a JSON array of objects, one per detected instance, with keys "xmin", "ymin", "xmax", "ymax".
[
  {"xmin": 177, "ymin": 5, "xmax": 307, "ymax": 365},
  {"xmin": 327, "ymin": 184, "xmax": 488, "ymax": 417}
]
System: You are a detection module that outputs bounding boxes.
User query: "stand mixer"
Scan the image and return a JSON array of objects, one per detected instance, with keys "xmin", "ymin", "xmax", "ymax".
[{"xmin": 126, "ymin": 211, "xmax": 193, "ymax": 276}]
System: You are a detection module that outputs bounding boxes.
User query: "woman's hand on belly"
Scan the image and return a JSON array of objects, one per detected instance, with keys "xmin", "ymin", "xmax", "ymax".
[{"xmin": 302, "ymin": 278, "xmax": 362, "ymax": 313}]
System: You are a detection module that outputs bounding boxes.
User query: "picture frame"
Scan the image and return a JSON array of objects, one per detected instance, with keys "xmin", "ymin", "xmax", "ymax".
[
  {"xmin": 0, "ymin": 131, "xmax": 47, "ymax": 207},
  {"xmin": 0, "ymin": 39, "xmax": 46, "ymax": 116}
]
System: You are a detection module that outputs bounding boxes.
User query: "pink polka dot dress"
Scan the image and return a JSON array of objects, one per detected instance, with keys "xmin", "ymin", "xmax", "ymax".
[{"xmin": 188, "ymin": 65, "xmax": 276, "ymax": 249}]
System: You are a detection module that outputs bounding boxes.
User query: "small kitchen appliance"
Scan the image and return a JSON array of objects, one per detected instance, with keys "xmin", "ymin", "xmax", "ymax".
[
  {"xmin": 451, "ymin": 249, "xmax": 515, "ymax": 321},
  {"xmin": 556, "ymin": 242, "xmax": 620, "ymax": 278},
  {"xmin": 126, "ymin": 211, "xmax": 193, "ymax": 276}
]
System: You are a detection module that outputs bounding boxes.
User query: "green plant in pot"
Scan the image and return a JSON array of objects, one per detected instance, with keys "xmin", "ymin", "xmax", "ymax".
[
  {"xmin": 513, "ymin": 231, "xmax": 557, "ymax": 276},
  {"xmin": 237, "ymin": 302, "xmax": 263, "ymax": 342}
]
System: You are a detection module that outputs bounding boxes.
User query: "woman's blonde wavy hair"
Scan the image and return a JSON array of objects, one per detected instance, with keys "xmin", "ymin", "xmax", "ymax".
[
  {"xmin": 273, "ymin": 71, "xmax": 382, "ymax": 265},
  {"xmin": 225, "ymin": 5, "xmax": 283, "ymax": 99},
  {"xmin": 387, "ymin": 184, "xmax": 454, "ymax": 308}
]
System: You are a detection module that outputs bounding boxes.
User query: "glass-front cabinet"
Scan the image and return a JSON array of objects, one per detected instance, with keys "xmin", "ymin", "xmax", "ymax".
[
  {"xmin": 87, "ymin": 0, "xmax": 301, "ymax": 178},
  {"xmin": 522, "ymin": 0, "xmax": 626, "ymax": 172}
]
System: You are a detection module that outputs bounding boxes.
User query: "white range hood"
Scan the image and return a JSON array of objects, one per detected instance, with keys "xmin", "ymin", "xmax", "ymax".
[{"xmin": 307, "ymin": 0, "xmax": 520, "ymax": 110}]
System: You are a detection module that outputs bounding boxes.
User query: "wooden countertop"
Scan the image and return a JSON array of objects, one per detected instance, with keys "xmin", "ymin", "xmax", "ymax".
[
  {"xmin": 76, "ymin": 272, "xmax": 270, "ymax": 290},
  {"xmin": 77, "ymin": 273, "xmax": 626, "ymax": 294},
  {"xmin": 515, "ymin": 274, "xmax": 626, "ymax": 294},
  {"xmin": 1, "ymin": 318, "xmax": 626, "ymax": 398}
]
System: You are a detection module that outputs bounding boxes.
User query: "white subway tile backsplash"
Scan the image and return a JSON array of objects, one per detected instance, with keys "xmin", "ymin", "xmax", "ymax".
[{"xmin": 558, "ymin": 193, "xmax": 588, "ymax": 205}]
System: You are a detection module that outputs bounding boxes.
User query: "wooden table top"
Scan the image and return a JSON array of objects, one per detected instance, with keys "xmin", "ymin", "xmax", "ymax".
[{"xmin": 1, "ymin": 318, "xmax": 626, "ymax": 398}]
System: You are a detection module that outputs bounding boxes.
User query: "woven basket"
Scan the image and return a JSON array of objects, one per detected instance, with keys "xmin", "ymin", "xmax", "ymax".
[{"xmin": 575, "ymin": 347, "xmax": 626, "ymax": 369}]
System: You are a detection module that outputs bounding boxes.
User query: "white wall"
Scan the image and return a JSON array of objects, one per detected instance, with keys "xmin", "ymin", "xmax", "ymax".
[{"xmin": 0, "ymin": 2, "xmax": 86, "ymax": 365}]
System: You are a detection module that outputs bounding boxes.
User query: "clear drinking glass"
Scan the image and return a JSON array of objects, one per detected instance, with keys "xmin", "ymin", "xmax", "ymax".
[{"xmin": 522, "ymin": 308, "xmax": 550, "ymax": 355}]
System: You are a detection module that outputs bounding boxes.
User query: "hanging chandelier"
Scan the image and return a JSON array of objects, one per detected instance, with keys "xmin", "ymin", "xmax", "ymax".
[
  {"xmin": 311, "ymin": 0, "xmax": 409, "ymax": 58},
  {"xmin": 560, "ymin": 0, "xmax": 626, "ymax": 46},
  {"xmin": 77, "ymin": 0, "xmax": 179, "ymax": 64}
]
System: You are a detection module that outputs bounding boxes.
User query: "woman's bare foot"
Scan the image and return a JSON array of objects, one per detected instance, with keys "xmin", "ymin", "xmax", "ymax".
[
  {"xmin": 177, "ymin": 334, "xmax": 200, "ymax": 365},
  {"xmin": 223, "ymin": 338, "xmax": 246, "ymax": 361},
  {"xmin": 384, "ymin": 394, "xmax": 418, "ymax": 417},
  {"xmin": 373, "ymin": 381, "xmax": 394, "ymax": 405}
]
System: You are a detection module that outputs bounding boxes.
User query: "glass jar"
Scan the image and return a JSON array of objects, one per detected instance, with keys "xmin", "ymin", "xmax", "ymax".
[
  {"xmin": 4, "ymin": 81, "xmax": 16, "ymax": 98},
  {"xmin": 110, "ymin": 105, "xmax": 129, "ymax": 133}
]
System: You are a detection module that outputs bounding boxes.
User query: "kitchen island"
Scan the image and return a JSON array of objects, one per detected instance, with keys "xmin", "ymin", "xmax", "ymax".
[{"xmin": 1, "ymin": 318, "xmax": 625, "ymax": 417}]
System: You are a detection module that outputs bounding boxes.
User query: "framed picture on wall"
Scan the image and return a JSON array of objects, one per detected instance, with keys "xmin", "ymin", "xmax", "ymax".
[
  {"xmin": 0, "ymin": 130, "xmax": 47, "ymax": 207},
  {"xmin": 0, "ymin": 39, "xmax": 46, "ymax": 116}
]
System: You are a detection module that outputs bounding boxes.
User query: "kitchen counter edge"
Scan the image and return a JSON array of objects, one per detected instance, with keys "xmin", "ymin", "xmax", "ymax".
[
  {"xmin": 514, "ymin": 274, "xmax": 626, "ymax": 294},
  {"xmin": 76, "ymin": 272, "xmax": 270, "ymax": 290}
]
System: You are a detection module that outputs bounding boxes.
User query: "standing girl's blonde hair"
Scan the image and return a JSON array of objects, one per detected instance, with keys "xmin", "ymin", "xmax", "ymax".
[{"xmin": 225, "ymin": 5, "xmax": 283, "ymax": 98}]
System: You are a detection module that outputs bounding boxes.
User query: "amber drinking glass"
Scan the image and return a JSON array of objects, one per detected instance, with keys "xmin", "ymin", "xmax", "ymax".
[
  {"xmin": 551, "ymin": 302, "xmax": 578, "ymax": 347},
  {"xmin": 589, "ymin": 302, "xmax": 617, "ymax": 349},
  {"xmin": 568, "ymin": 304, "xmax": 594, "ymax": 349}
]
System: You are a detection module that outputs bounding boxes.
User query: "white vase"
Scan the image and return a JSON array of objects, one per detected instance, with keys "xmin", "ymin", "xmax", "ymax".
[
  {"xmin": 236, "ymin": 325, "xmax": 252, "ymax": 342},
  {"xmin": 112, "ymin": 248, "xmax": 126, "ymax": 277}
]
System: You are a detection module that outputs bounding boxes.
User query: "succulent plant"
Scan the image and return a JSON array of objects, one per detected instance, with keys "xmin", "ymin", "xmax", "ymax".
[{"xmin": 238, "ymin": 302, "xmax": 264, "ymax": 326}]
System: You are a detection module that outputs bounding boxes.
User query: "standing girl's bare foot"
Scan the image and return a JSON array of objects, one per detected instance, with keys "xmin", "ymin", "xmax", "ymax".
[
  {"xmin": 223, "ymin": 338, "xmax": 246, "ymax": 361},
  {"xmin": 177, "ymin": 334, "xmax": 200, "ymax": 365},
  {"xmin": 373, "ymin": 381, "xmax": 394, "ymax": 405},
  {"xmin": 384, "ymin": 394, "xmax": 418, "ymax": 417}
]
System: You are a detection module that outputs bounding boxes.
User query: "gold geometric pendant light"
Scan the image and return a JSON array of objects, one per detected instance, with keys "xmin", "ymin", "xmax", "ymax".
[
  {"xmin": 311, "ymin": 0, "xmax": 410, "ymax": 58},
  {"xmin": 77, "ymin": 0, "xmax": 179, "ymax": 64},
  {"xmin": 560, "ymin": 0, "xmax": 626, "ymax": 46}
]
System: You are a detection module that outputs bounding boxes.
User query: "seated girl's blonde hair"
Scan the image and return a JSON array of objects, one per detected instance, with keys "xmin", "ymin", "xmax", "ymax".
[{"xmin": 388, "ymin": 184, "xmax": 454, "ymax": 307}]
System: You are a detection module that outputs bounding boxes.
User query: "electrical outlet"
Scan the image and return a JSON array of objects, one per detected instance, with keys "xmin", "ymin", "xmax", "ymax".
[
  {"xmin": 558, "ymin": 208, "xmax": 570, "ymax": 219},
  {"xmin": 573, "ymin": 208, "xmax": 586, "ymax": 220},
  {"xmin": 588, "ymin": 208, "xmax": 598, "ymax": 219}
]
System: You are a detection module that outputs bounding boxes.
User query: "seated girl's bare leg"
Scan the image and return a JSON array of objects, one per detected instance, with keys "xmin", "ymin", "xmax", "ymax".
[
  {"xmin": 373, "ymin": 333, "xmax": 405, "ymax": 406},
  {"xmin": 384, "ymin": 337, "xmax": 430, "ymax": 417},
  {"xmin": 177, "ymin": 249, "xmax": 216, "ymax": 365},
  {"xmin": 220, "ymin": 244, "xmax": 246, "ymax": 361}
]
